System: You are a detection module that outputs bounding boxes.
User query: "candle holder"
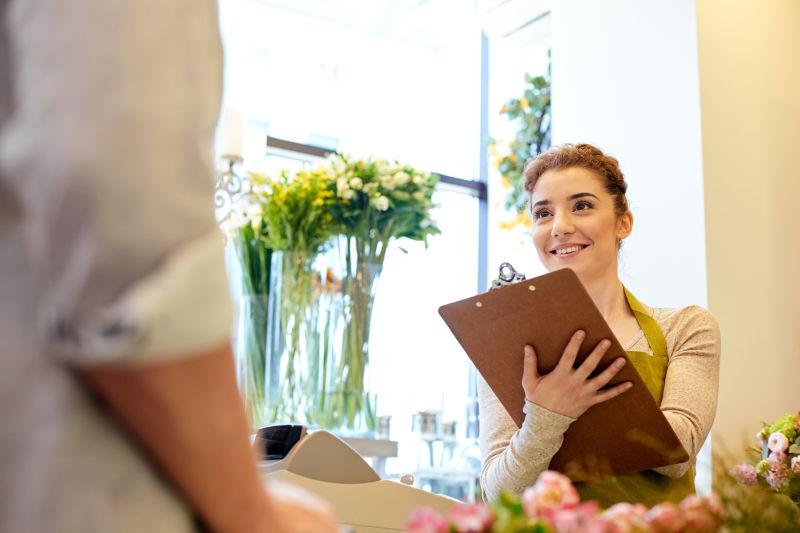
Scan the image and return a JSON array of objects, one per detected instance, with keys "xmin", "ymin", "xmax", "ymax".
[{"xmin": 215, "ymin": 154, "xmax": 244, "ymax": 224}]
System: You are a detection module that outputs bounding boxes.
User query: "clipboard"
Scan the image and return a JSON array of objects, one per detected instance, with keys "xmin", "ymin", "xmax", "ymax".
[{"xmin": 438, "ymin": 267, "xmax": 688, "ymax": 481}]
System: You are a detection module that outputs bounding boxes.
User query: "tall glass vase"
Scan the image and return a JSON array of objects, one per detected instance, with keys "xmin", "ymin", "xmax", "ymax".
[
  {"xmin": 310, "ymin": 235, "xmax": 384, "ymax": 436},
  {"xmin": 264, "ymin": 249, "xmax": 321, "ymax": 425},
  {"xmin": 234, "ymin": 293, "xmax": 269, "ymax": 428}
]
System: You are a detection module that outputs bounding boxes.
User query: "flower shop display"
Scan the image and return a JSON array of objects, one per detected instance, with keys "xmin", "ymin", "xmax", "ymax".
[
  {"xmin": 406, "ymin": 470, "xmax": 725, "ymax": 533},
  {"xmin": 729, "ymin": 410, "xmax": 800, "ymax": 504},
  {"xmin": 315, "ymin": 154, "xmax": 440, "ymax": 433},
  {"xmin": 226, "ymin": 154, "xmax": 439, "ymax": 433}
]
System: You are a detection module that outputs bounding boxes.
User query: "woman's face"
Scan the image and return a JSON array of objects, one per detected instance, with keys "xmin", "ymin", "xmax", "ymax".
[{"xmin": 529, "ymin": 166, "xmax": 632, "ymax": 281}]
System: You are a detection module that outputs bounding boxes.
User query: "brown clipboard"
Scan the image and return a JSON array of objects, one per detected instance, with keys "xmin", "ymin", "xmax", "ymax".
[{"xmin": 438, "ymin": 268, "xmax": 688, "ymax": 481}]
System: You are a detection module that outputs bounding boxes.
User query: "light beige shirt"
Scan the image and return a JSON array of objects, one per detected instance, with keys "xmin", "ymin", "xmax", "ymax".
[
  {"xmin": 479, "ymin": 304, "xmax": 721, "ymax": 501},
  {"xmin": 0, "ymin": 1, "xmax": 232, "ymax": 531}
]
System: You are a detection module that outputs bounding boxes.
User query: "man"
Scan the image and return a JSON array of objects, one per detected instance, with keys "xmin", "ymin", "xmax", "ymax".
[{"xmin": 0, "ymin": 1, "xmax": 337, "ymax": 531}]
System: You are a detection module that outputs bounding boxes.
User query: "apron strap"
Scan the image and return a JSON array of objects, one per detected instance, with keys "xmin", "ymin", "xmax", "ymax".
[{"xmin": 624, "ymin": 287, "xmax": 668, "ymax": 358}]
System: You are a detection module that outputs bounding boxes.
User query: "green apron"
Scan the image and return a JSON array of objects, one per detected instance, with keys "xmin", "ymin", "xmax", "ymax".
[{"xmin": 573, "ymin": 288, "xmax": 695, "ymax": 507}]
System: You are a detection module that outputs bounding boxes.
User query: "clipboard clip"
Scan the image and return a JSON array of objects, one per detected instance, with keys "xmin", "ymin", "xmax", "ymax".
[{"xmin": 490, "ymin": 262, "xmax": 526, "ymax": 290}]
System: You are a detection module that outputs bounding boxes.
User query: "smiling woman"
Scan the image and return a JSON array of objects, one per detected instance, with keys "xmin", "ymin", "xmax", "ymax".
[{"xmin": 478, "ymin": 143, "xmax": 721, "ymax": 508}]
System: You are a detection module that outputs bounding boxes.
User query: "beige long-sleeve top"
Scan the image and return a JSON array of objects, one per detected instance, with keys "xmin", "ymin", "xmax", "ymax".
[{"xmin": 479, "ymin": 304, "xmax": 721, "ymax": 502}]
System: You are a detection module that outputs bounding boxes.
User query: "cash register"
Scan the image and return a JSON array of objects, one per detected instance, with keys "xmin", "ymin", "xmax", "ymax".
[{"xmin": 256, "ymin": 425, "xmax": 458, "ymax": 533}]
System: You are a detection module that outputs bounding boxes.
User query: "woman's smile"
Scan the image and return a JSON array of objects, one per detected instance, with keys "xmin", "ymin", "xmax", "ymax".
[{"xmin": 549, "ymin": 243, "xmax": 591, "ymax": 257}]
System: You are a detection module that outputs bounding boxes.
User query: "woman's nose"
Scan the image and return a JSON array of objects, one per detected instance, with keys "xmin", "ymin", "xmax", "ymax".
[{"xmin": 551, "ymin": 211, "xmax": 575, "ymax": 237}]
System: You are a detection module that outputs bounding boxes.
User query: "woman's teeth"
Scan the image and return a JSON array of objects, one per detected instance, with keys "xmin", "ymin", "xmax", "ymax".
[{"xmin": 554, "ymin": 245, "xmax": 584, "ymax": 255}]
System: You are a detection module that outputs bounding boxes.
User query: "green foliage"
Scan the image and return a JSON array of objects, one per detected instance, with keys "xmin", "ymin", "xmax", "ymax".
[{"xmin": 488, "ymin": 66, "xmax": 551, "ymax": 229}]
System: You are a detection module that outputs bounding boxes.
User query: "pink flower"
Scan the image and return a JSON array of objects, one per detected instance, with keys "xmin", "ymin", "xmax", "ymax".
[
  {"xmin": 447, "ymin": 503, "xmax": 493, "ymax": 533},
  {"xmin": 729, "ymin": 463, "xmax": 757, "ymax": 486},
  {"xmin": 765, "ymin": 464, "xmax": 790, "ymax": 491},
  {"xmin": 646, "ymin": 502, "xmax": 686, "ymax": 533},
  {"xmin": 521, "ymin": 470, "xmax": 579, "ymax": 518},
  {"xmin": 601, "ymin": 502, "xmax": 650, "ymax": 532},
  {"xmin": 543, "ymin": 501, "xmax": 606, "ymax": 533},
  {"xmin": 791, "ymin": 456, "xmax": 800, "ymax": 474},
  {"xmin": 679, "ymin": 494, "xmax": 724, "ymax": 533},
  {"xmin": 768, "ymin": 451, "xmax": 787, "ymax": 468},
  {"xmin": 407, "ymin": 507, "xmax": 449, "ymax": 533},
  {"xmin": 768, "ymin": 432, "xmax": 789, "ymax": 453}
]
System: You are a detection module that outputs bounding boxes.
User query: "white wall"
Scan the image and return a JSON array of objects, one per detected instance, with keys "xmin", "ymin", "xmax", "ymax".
[
  {"xmin": 696, "ymin": 0, "xmax": 800, "ymax": 457},
  {"xmin": 550, "ymin": 0, "xmax": 707, "ymax": 309}
]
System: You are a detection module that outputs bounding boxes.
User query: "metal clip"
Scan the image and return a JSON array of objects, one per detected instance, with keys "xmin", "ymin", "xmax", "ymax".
[{"xmin": 490, "ymin": 262, "xmax": 526, "ymax": 290}]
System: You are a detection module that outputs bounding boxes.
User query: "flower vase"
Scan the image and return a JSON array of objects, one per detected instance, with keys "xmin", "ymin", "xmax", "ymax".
[
  {"xmin": 264, "ymin": 249, "xmax": 322, "ymax": 425},
  {"xmin": 234, "ymin": 293, "xmax": 270, "ymax": 428},
  {"xmin": 310, "ymin": 236, "xmax": 383, "ymax": 436}
]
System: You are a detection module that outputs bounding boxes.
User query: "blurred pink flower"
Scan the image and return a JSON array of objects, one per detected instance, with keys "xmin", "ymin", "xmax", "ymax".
[
  {"xmin": 601, "ymin": 502, "xmax": 650, "ymax": 532},
  {"xmin": 768, "ymin": 451, "xmax": 787, "ymax": 468},
  {"xmin": 543, "ymin": 501, "xmax": 607, "ymax": 533},
  {"xmin": 729, "ymin": 463, "xmax": 757, "ymax": 486},
  {"xmin": 646, "ymin": 502, "xmax": 686, "ymax": 533},
  {"xmin": 407, "ymin": 507, "xmax": 449, "ymax": 533},
  {"xmin": 791, "ymin": 456, "xmax": 800, "ymax": 474},
  {"xmin": 447, "ymin": 503, "xmax": 493, "ymax": 533},
  {"xmin": 679, "ymin": 494, "xmax": 724, "ymax": 533},
  {"xmin": 521, "ymin": 470, "xmax": 579, "ymax": 518},
  {"xmin": 765, "ymin": 464, "xmax": 790, "ymax": 491},
  {"xmin": 768, "ymin": 432, "xmax": 789, "ymax": 453}
]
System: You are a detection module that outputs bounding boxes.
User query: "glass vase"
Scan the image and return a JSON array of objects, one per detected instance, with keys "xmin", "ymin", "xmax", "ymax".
[
  {"xmin": 234, "ymin": 293, "xmax": 270, "ymax": 428},
  {"xmin": 264, "ymin": 249, "xmax": 322, "ymax": 425},
  {"xmin": 308, "ymin": 235, "xmax": 384, "ymax": 436}
]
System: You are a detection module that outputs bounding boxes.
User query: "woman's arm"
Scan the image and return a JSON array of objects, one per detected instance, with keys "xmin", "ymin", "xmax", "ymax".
[
  {"xmin": 479, "ymin": 377, "xmax": 574, "ymax": 501},
  {"xmin": 653, "ymin": 306, "xmax": 721, "ymax": 478}
]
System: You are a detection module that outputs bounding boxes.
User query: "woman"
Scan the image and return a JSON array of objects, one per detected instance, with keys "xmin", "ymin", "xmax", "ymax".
[{"xmin": 479, "ymin": 143, "xmax": 720, "ymax": 507}]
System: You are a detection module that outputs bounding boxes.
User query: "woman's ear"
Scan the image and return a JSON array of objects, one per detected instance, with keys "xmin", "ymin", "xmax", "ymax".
[{"xmin": 616, "ymin": 210, "xmax": 633, "ymax": 240}]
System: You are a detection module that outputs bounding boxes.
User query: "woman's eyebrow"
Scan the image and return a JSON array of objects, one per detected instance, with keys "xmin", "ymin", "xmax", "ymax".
[{"xmin": 531, "ymin": 192, "xmax": 599, "ymax": 208}]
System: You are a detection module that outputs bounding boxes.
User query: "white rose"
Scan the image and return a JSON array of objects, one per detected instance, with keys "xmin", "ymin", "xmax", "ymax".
[
  {"xmin": 363, "ymin": 183, "xmax": 376, "ymax": 194},
  {"xmin": 375, "ymin": 196, "xmax": 390, "ymax": 211},
  {"xmin": 342, "ymin": 189, "xmax": 355, "ymax": 200},
  {"xmin": 337, "ymin": 177, "xmax": 349, "ymax": 190},
  {"xmin": 379, "ymin": 174, "xmax": 396, "ymax": 190},
  {"xmin": 394, "ymin": 171, "xmax": 410, "ymax": 185},
  {"xmin": 349, "ymin": 177, "xmax": 363, "ymax": 190}
]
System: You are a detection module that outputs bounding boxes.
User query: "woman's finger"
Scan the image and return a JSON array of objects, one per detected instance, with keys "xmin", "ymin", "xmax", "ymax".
[
  {"xmin": 588, "ymin": 356, "xmax": 627, "ymax": 390},
  {"xmin": 556, "ymin": 330, "xmax": 585, "ymax": 372},
  {"xmin": 592, "ymin": 380, "xmax": 633, "ymax": 405},
  {"xmin": 522, "ymin": 344, "xmax": 539, "ymax": 385},
  {"xmin": 575, "ymin": 339, "xmax": 611, "ymax": 380}
]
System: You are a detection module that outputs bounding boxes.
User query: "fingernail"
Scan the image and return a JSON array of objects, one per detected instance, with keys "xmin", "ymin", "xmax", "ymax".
[
  {"xmin": 602, "ymin": 339, "xmax": 611, "ymax": 348},
  {"xmin": 577, "ymin": 330, "xmax": 586, "ymax": 339},
  {"xmin": 616, "ymin": 358, "xmax": 626, "ymax": 367}
]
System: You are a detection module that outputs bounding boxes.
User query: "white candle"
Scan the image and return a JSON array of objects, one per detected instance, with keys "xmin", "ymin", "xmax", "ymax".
[{"xmin": 218, "ymin": 106, "xmax": 246, "ymax": 159}]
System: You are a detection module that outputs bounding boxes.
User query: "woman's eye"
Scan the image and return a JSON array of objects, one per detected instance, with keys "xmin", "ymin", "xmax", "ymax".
[
  {"xmin": 533, "ymin": 208, "xmax": 551, "ymax": 220},
  {"xmin": 574, "ymin": 201, "xmax": 593, "ymax": 211}
]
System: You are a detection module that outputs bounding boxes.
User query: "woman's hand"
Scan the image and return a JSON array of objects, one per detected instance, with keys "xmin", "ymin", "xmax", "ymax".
[{"xmin": 522, "ymin": 330, "xmax": 633, "ymax": 419}]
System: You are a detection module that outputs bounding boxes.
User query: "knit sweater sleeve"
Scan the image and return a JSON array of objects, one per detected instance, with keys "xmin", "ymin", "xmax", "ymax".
[
  {"xmin": 652, "ymin": 305, "xmax": 721, "ymax": 478},
  {"xmin": 478, "ymin": 375, "xmax": 575, "ymax": 501}
]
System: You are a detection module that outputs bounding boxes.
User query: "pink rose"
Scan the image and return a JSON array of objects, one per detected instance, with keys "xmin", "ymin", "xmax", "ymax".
[
  {"xmin": 543, "ymin": 501, "xmax": 605, "ymax": 533},
  {"xmin": 679, "ymin": 494, "xmax": 724, "ymax": 532},
  {"xmin": 601, "ymin": 502, "xmax": 650, "ymax": 532},
  {"xmin": 768, "ymin": 432, "xmax": 789, "ymax": 453},
  {"xmin": 791, "ymin": 456, "xmax": 800, "ymax": 474},
  {"xmin": 407, "ymin": 507, "xmax": 449, "ymax": 533},
  {"xmin": 765, "ymin": 464, "xmax": 790, "ymax": 491},
  {"xmin": 729, "ymin": 464, "xmax": 757, "ymax": 486},
  {"xmin": 646, "ymin": 502, "xmax": 686, "ymax": 533},
  {"xmin": 521, "ymin": 470, "xmax": 579, "ymax": 518},
  {"xmin": 768, "ymin": 451, "xmax": 787, "ymax": 468},
  {"xmin": 447, "ymin": 503, "xmax": 493, "ymax": 533}
]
